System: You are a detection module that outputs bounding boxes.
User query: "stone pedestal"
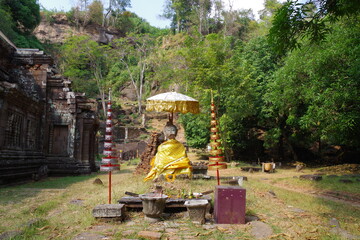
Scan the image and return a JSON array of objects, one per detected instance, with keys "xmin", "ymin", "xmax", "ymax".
[
  {"xmin": 92, "ymin": 204, "xmax": 125, "ymax": 221},
  {"xmin": 139, "ymin": 193, "xmax": 168, "ymax": 222},
  {"xmin": 184, "ymin": 200, "xmax": 209, "ymax": 224}
]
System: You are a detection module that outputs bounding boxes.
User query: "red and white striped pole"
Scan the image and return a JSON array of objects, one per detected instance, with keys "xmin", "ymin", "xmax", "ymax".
[{"xmin": 100, "ymin": 89, "xmax": 120, "ymax": 204}]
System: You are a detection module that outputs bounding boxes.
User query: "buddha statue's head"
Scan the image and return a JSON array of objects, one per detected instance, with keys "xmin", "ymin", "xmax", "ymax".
[{"xmin": 163, "ymin": 122, "xmax": 178, "ymax": 140}]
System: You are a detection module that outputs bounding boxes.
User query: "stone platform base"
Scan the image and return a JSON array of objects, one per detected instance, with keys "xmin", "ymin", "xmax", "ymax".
[{"xmin": 92, "ymin": 204, "xmax": 125, "ymax": 221}]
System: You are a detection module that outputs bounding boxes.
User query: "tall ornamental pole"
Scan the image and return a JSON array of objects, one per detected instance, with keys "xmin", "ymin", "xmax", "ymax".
[
  {"xmin": 208, "ymin": 91, "xmax": 227, "ymax": 185},
  {"xmin": 100, "ymin": 89, "xmax": 120, "ymax": 204}
]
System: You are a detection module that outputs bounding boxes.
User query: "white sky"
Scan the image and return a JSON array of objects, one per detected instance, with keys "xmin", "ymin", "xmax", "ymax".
[{"xmin": 38, "ymin": 0, "xmax": 282, "ymax": 28}]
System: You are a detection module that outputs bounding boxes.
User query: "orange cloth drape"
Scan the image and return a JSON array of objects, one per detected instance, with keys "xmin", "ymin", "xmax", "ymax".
[{"xmin": 144, "ymin": 139, "xmax": 192, "ymax": 182}]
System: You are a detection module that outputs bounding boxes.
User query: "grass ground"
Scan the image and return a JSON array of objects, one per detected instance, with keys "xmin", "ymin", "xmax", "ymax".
[{"xmin": 0, "ymin": 162, "xmax": 359, "ymax": 240}]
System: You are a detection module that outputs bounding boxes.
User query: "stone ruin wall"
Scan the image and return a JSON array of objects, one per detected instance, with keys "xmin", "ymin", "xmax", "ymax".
[{"xmin": 0, "ymin": 31, "xmax": 99, "ymax": 184}]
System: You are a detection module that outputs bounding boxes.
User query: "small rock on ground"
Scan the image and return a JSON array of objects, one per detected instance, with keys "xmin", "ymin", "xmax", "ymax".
[
  {"xmin": 339, "ymin": 179, "xmax": 353, "ymax": 183},
  {"xmin": 0, "ymin": 231, "xmax": 22, "ymax": 240},
  {"xmin": 250, "ymin": 221, "xmax": 273, "ymax": 239},
  {"xmin": 288, "ymin": 206, "xmax": 305, "ymax": 213},
  {"xmin": 330, "ymin": 227, "xmax": 360, "ymax": 239},
  {"xmin": 69, "ymin": 199, "xmax": 84, "ymax": 205},
  {"xmin": 329, "ymin": 218, "xmax": 360, "ymax": 239},
  {"xmin": 93, "ymin": 178, "xmax": 103, "ymax": 185},
  {"xmin": 245, "ymin": 215, "xmax": 260, "ymax": 223},
  {"xmin": 202, "ymin": 224, "xmax": 216, "ymax": 230},
  {"xmin": 267, "ymin": 190, "xmax": 276, "ymax": 197},
  {"xmin": 329, "ymin": 218, "xmax": 340, "ymax": 228}
]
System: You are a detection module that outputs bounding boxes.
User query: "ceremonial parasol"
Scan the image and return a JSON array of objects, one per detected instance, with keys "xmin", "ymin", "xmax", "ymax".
[{"xmin": 146, "ymin": 91, "xmax": 200, "ymax": 123}]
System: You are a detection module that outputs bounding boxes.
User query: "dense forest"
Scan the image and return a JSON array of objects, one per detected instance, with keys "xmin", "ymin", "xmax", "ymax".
[{"xmin": 1, "ymin": 0, "xmax": 359, "ymax": 163}]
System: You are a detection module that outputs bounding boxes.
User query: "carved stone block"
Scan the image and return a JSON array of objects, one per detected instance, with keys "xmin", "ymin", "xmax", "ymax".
[{"xmin": 92, "ymin": 204, "xmax": 125, "ymax": 220}]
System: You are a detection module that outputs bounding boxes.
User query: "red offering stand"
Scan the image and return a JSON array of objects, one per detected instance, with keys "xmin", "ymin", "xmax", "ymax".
[
  {"xmin": 100, "ymin": 89, "xmax": 120, "ymax": 204},
  {"xmin": 214, "ymin": 186, "xmax": 246, "ymax": 224}
]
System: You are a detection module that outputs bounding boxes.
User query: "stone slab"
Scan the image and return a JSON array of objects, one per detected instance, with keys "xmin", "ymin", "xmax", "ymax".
[
  {"xmin": 72, "ymin": 232, "xmax": 108, "ymax": 240},
  {"xmin": 92, "ymin": 204, "xmax": 125, "ymax": 219},
  {"xmin": 137, "ymin": 231, "xmax": 162, "ymax": 240},
  {"xmin": 118, "ymin": 196, "xmax": 211, "ymax": 208},
  {"xmin": 339, "ymin": 179, "xmax": 353, "ymax": 183},
  {"xmin": 250, "ymin": 221, "xmax": 273, "ymax": 239},
  {"xmin": 241, "ymin": 167, "xmax": 262, "ymax": 172},
  {"xmin": 299, "ymin": 175, "xmax": 322, "ymax": 181}
]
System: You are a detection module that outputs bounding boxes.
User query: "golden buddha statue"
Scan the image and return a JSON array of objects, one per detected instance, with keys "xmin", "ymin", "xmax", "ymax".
[{"xmin": 144, "ymin": 123, "xmax": 192, "ymax": 182}]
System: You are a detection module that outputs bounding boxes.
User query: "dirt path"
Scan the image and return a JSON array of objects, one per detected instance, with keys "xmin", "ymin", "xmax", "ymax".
[
  {"xmin": 263, "ymin": 180, "xmax": 360, "ymax": 209},
  {"xmin": 208, "ymin": 167, "xmax": 360, "ymax": 209}
]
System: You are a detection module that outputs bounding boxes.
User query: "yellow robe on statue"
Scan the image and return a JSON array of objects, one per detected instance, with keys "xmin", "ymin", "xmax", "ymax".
[{"xmin": 144, "ymin": 139, "xmax": 192, "ymax": 182}]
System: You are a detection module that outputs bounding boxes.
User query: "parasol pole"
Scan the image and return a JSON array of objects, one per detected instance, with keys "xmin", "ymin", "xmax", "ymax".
[{"xmin": 169, "ymin": 112, "xmax": 174, "ymax": 125}]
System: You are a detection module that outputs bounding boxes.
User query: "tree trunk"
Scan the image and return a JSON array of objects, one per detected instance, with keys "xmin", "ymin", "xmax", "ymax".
[
  {"xmin": 94, "ymin": 66, "xmax": 107, "ymax": 119},
  {"xmin": 137, "ymin": 62, "xmax": 146, "ymax": 114},
  {"xmin": 123, "ymin": 60, "xmax": 142, "ymax": 114},
  {"xmin": 141, "ymin": 113, "xmax": 146, "ymax": 128}
]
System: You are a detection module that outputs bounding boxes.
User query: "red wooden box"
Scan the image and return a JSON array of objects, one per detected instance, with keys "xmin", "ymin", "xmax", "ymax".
[{"xmin": 214, "ymin": 186, "xmax": 246, "ymax": 224}]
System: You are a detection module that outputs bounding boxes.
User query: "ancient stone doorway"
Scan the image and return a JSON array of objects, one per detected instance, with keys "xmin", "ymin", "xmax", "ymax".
[{"xmin": 51, "ymin": 125, "xmax": 68, "ymax": 155}]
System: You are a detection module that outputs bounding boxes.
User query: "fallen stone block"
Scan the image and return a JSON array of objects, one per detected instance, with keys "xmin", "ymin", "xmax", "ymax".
[{"xmin": 92, "ymin": 204, "xmax": 125, "ymax": 221}]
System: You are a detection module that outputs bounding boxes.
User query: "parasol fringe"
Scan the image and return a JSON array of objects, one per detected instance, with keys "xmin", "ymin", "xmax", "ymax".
[{"xmin": 146, "ymin": 100, "xmax": 200, "ymax": 114}]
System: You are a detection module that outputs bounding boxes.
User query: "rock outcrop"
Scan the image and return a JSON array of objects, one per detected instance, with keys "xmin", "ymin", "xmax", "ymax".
[{"xmin": 34, "ymin": 14, "xmax": 122, "ymax": 44}]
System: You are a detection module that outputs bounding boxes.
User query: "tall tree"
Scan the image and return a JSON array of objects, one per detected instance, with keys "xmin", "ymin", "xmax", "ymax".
[
  {"xmin": 88, "ymin": 0, "xmax": 104, "ymax": 25},
  {"xmin": 263, "ymin": 16, "xmax": 360, "ymax": 158},
  {"xmin": 112, "ymin": 34, "xmax": 154, "ymax": 113},
  {"xmin": 163, "ymin": 0, "xmax": 195, "ymax": 33},
  {"xmin": 192, "ymin": 0, "xmax": 212, "ymax": 34},
  {"xmin": 103, "ymin": 0, "xmax": 131, "ymax": 27},
  {"xmin": 61, "ymin": 35, "xmax": 111, "ymax": 118}
]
